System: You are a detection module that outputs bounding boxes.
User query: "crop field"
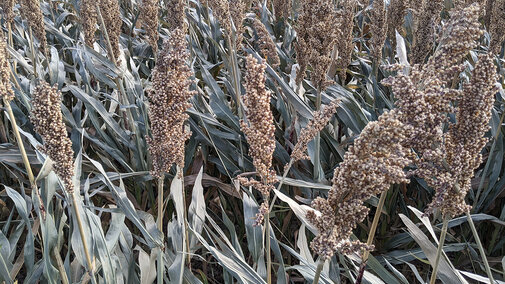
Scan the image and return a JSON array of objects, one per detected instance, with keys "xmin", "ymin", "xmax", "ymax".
[{"xmin": 0, "ymin": 0, "xmax": 504, "ymax": 283}]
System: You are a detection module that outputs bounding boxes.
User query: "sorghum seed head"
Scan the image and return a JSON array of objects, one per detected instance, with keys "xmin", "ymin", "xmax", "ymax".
[
  {"xmin": 80, "ymin": 0, "xmax": 97, "ymax": 47},
  {"xmin": 0, "ymin": 0, "xmax": 15, "ymax": 25},
  {"xmin": 386, "ymin": 0, "xmax": 408, "ymax": 48},
  {"xmin": 272, "ymin": 0, "xmax": 291, "ymax": 20},
  {"xmin": 411, "ymin": 0, "xmax": 443, "ymax": 64},
  {"xmin": 140, "ymin": 0, "xmax": 159, "ymax": 54},
  {"xmin": 100, "ymin": 0, "xmax": 122, "ymax": 60},
  {"xmin": 238, "ymin": 56, "xmax": 277, "ymax": 223},
  {"xmin": 31, "ymin": 82, "xmax": 75, "ymax": 193},
  {"xmin": 147, "ymin": 28, "xmax": 195, "ymax": 178},
  {"xmin": 335, "ymin": 0, "xmax": 357, "ymax": 80},
  {"xmin": 426, "ymin": 54, "xmax": 498, "ymax": 217},
  {"xmin": 307, "ymin": 110, "xmax": 412, "ymax": 259},
  {"xmin": 488, "ymin": 0, "xmax": 505, "ymax": 54},
  {"xmin": 370, "ymin": 0, "xmax": 387, "ymax": 61},
  {"xmin": 290, "ymin": 99, "xmax": 340, "ymax": 163},
  {"xmin": 166, "ymin": 0, "xmax": 187, "ymax": 31},
  {"xmin": 295, "ymin": 0, "xmax": 340, "ymax": 90},
  {"xmin": 0, "ymin": 35, "xmax": 14, "ymax": 102},
  {"xmin": 251, "ymin": 18, "xmax": 280, "ymax": 68},
  {"xmin": 20, "ymin": 0, "xmax": 47, "ymax": 52}
]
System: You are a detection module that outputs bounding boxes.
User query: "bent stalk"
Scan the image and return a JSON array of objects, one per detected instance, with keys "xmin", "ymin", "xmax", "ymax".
[{"xmin": 466, "ymin": 210, "xmax": 495, "ymax": 284}]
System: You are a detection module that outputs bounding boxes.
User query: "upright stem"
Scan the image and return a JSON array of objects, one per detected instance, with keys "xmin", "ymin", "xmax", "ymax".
[
  {"xmin": 466, "ymin": 210, "xmax": 495, "ymax": 284},
  {"xmin": 157, "ymin": 177, "xmax": 164, "ymax": 284},
  {"xmin": 4, "ymin": 98, "xmax": 35, "ymax": 185},
  {"xmin": 313, "ymin": 88, "xmax": 322, "ymax": 182},
  {"xmin": 180, "ymin": 167, "xmax": 191, "ymax": 267},
  {"xmin": 312, "ymin": 258, "xmax": 325, "ymax": 284},
  {"xmin": 429, "ymin": 215, "xmax": 449, "ymax": 284},
  {"xmin": 362, "ymin": 189, "xmax": 388, "ymax": 262},
  {"xmin": 52, "ymin": 247, "xmax": 69, "ymax": 284},
  {"xmin": 356, "ymin": 188, "xmax": 389, "ymax": 284},
  {"xmin": 265, "ymin": 200, "xmax": 272, "ymax": 284},
  {"xmin": 71, "ymin": 193, "xmax": 97, "ymax": 284}
]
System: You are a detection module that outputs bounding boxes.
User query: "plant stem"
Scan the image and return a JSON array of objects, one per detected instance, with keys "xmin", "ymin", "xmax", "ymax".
[
  {"xmin": 4, "ymin": 98, "xmax": 35, "ymax": 186},
  {"xmin": 180, "ymin": 167, "xmax": 191, "ymax": 267},
  {"xmin": 313, "ymin": 88, "xmax": 322, "ymax": 182},
  {"xmin": 355, "ymin": 188, "xmax": 389, "ymax": 284},
  {"xmin": 313, "ymin": 258, "xmax": 325, "ymax": 284},
  {"xmin": 269, "ymin": 158, "xmax": 293, "ymax": 211},
  {"xmin": 52, "ymin": 246, "xmax": 69, "ymax": 284},
  {"xmin": 71, "ymin": 193, "xmax": 97, "ymax": 284},
  {"xmin": 466, "ymin": 210, "xmax": 495, "ymax": 284},
  {"xmin": 157, "ymin": 177, "xmax": 164, "ymax": 284},
  {"xmin": 429, "ymin": 215, "xmax": 449, "ymax": 284},
  {"xmin": 362, "ymin": 188, "xmax": 389, "ymax": 263},
  {"xmin": 265, "ymin": 201, "xmax": 272, "ymax": 284}
]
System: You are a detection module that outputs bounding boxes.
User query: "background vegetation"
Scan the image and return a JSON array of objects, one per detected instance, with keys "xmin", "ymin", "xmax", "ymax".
[{"xmin": 0, "ymin": 0, "xmax": 504, "ymax": 283}]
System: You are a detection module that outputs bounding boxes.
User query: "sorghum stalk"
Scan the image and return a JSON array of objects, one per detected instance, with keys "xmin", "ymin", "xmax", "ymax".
[
  {"xmin": 466, "ymin": 210, "xmax": 495, "ymax": 284},
  {"xmin": 30, "ymin": 82, "xmax": 96, "ymax": 284},
  {"xmin": 238, "ymin": 55, "xmax": 277, "ymax": 283},
  {"xmin": 312, "ymin": 258, "xmax": 325, "ymax": 284},
  {"xmin": 147, "ymin": 29, "xmax": 195, "ymax": 280},
  {"xmin": 157, "ymin": 177, "xmax": 164, "ymax": 284},
  {"xmin": 1, "ymin": 32, "xmax": 45, "ymax": 220},
  {"xmin": 429, "ymin": 215, "xmax": 449, "ymax": 284},
  {"xmin": 361, "ymin": 187, "xmax": 388, "ymax": 262}
]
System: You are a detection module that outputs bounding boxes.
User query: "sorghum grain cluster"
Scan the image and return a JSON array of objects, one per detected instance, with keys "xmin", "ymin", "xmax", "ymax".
[
  {"xmin": 147, "ymin": 29, "xmax": 195, "ymax": 178},
  {"xmin": 20, "ymin": 0, "xmax": 47, "ymax": 52},
  {"xmin": 425, "ymin": 54, "xmax": 497, "ymax": 216},
  {"xmin": 100, "ymin": 0, "xmax": 122, "ymax": 60},
  {"xmin": 290, "ymin": 99, "xmax": 340, "ymax": 163},
  {"xmin": 307, "ymin": 110, "xmax": 412, "ymax": 259},
  {"xmin": 252, "ymin": 18, "xmax": 280, "ymax": 68},
  {"xmin": 0, "ymin": 36, "xmax": 14, "ymax": 102},
  {"xmin": 80, "ymin": 0, "xmax": 97, "ymax": 47},
  {"xmin": 166, "ymin": 0, "xmax": 187, "ymax": 31},
  {"xmin": 31, "ymin": 83, "xmax": 75, "ymax": 192},
  {"xmin": 411, "ymin": 0, "xmax": 443, "ymax": 64},
  {"xmin": 140, "ymin": 0, "xmax": 159, "ymax": 54},
  {"xmin": 488, "ymin": 0, "xmax": 505, "ymax": 53},
  {"xmin": 295, "ymin": 0, "xmax": 339, "ymax": 90},
  {"xmin": 335, "ymin": 0, "xmax": 356, "ymax": 80},
  {"xmin": 370, "ymin": 0, "xmax": 387, "ymax": 61},
  {"xmin": 0, "ymin": 0, "xmax": 15, "ymax": 26},
  {"xmin": 386, "ymin": 0, "xmax": 408, "ymax": 48},
  {"xmin": 237, "ymin": 55, "xmax": 277, "ymax": 224}
]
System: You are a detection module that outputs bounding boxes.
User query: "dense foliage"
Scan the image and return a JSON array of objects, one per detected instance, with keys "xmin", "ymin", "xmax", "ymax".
[{"xmin": 0, "ymin": 0, "xmax": 504, "ymax": 283}]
